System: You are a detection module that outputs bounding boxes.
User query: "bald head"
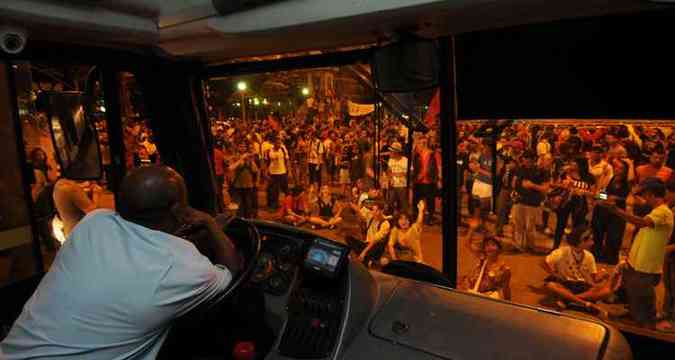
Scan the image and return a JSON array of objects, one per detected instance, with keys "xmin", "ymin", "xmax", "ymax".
[{"xmin": 118, "ymin": 166, "xmax": 187, "ymax": 229}]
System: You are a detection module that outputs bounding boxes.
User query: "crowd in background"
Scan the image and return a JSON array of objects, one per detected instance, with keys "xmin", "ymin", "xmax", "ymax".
[
  {"xmin": 457, "ymin": 121, "xmax": 675, "ymax": 332},
  {"xmin": 210, "ymin": 101, "xmax": 442, "ymax": 266}
]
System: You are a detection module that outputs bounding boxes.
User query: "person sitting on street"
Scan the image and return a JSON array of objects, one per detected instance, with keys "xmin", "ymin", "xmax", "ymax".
[
  {"xmin": 0, "ymin": 165, "xmax": 240, "ymax": 359},
  {"xmin": 308, "ymin": 185, "xmax": 345, "ymax": 230},
  {"xmin": 388, "ymin": 200, "xmax": 426, "ymax": 263},
  {"xmin": 346, "ymin": 199, "xmax": 391, "ymax": 267},
  {"xmin": 543, "ymin": 226, "xmax": 618, "ymax": 318},
  {"xmin": 278, "ymin": 186, "xmax": 308, "ymax": 227},
  {"xmin": 460, "ymin": 234, "xmax": 512, "ymax": 300}
]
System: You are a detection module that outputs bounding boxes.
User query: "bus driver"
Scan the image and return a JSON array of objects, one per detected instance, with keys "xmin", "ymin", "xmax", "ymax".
[{"xmin": 0, "ymin": 166, "xmax": 240, "ymax": 359}]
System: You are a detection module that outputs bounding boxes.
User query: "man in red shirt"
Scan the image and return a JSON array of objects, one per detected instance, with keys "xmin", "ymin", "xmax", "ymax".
[
  {"xmin": 412, "ymin": 136, "xmax": 441, "ymax": 225},
  {"xmin": 278, "ymin": 186, "xmax": 307, "ymax": 227},
  {"xmin": 636, "ymin": 145, "xmax": 672, "ymax": 185},
  {"xmin": 634, "ymin": 144, "xmax": 673, "ymax": 218}
]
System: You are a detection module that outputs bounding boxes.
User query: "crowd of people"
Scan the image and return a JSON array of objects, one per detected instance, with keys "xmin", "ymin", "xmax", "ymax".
[
  {"xmin": 457, "ymin": 121, "xmax": 675, "ymax": 332},
  {"xmin": 210, "ymin": 102, "xmax": 443, "ymax": 266}
]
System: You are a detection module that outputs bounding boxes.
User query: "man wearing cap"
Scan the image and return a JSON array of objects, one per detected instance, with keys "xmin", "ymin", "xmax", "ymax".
[
  {"xmin": 387, "ymin": 142, "xmax": 409, "ymax": 213},
  {"xmin": 601, "ymin": 177, "xmax": 674, "ymax": 331},
  {"xmin": 511, "ymin": 150, "xmax": 550, "ymax": 252}
]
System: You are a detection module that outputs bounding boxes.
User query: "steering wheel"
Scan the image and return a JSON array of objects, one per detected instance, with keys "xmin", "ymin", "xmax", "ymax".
[{"xmin": 217, "ymin": 215, "xmax": 262, "ymax": 299}]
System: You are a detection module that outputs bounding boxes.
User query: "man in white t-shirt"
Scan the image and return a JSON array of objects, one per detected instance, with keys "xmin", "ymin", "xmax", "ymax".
[
  {"xmin": 588, "ymin": 144, "xmax": 613, "ymax": 191},
  {"xmin": 0, "ymin": 166, "xmax": 240, "ymax": 359},
  {"xmin": 387, "ymin": 142, "xmax": 409, "ymax": 212},
  {"xmin": 544, "ymin": 226, "xmax": 615, "ymax": 316},
  {"xmin": 266, "ymin": 137, "xmax": 290, "ymax": 210}
]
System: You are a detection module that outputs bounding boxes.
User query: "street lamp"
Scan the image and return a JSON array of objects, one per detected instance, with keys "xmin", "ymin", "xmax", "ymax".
[
  {"xmin": 301, "ymin": 87, "xmax": 310, "ymax": 96},
  {"xmin": 237, "ymin": 81, "xmax": 247, "ymax": 122}
]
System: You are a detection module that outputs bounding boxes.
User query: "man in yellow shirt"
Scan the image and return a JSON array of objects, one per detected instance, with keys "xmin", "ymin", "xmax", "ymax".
[{"xmin": 602, "ymin": 177, "xmax": 674, "ymax": 332}]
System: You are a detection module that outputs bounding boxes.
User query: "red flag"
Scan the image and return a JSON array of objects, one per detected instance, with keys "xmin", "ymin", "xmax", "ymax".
[
  {"xmin": 423, "ymin": 89, "xmax": 440, "ymax": 127},
  {"xmin": 267, "ymin": 115, "xmax": 280, "ymax": 131}
]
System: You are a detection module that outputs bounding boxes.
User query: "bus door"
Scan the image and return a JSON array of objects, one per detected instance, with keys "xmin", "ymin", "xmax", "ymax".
[{"xmin": 0, "ymin": 62, "xmax": 44, "ymax": 337}]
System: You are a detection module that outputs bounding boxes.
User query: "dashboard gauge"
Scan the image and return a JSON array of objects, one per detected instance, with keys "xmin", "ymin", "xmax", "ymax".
[
  {"xmin": 278, "ymin": 243, "xmax": 295, "ymax": 259},
  {"xmin": 277, "ymin": 261, "xmax": 293, "ymax": 273},
  {"xmin": 267, "ymin": 274, "xmax": 290, "ymax": 295}
]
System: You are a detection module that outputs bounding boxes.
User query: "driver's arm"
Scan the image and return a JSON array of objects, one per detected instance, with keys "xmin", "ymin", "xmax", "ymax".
[
  {"xmin": 201, "ymin": 219, "xmax": 241, "ymax": 276},
  {"xmin": 174, "ymin": 206, "xmax": 241, "ymax": 276},
  {"xmin": 53, "ymin": 179, "xmax": 97, "ymax": 236}
]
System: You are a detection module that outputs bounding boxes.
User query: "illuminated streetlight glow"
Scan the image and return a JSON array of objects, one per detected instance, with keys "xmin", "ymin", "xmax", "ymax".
[
  {"xmin": 263, "ymin": 98, "xmax": 268, "ymax": 105},
  {"xmin": 237, "ymin": 81, "xmax": 247, "ymax": 91},
  {"xmin": 301, "ymin": 87, "xmax": 310, "ymax": 96},
  {"xmin": 253, "ymin": 98, "xmax": 260, "ymax": 106}
]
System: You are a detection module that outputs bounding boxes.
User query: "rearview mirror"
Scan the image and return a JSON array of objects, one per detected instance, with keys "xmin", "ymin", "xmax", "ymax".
[{"xmin": 46, "ymin": 91, "xmax": 103, "ymax": 180}]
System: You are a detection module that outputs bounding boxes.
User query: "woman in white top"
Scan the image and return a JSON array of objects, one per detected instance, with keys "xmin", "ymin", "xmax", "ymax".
[{"xmin": 388, "ymin": 201, "xmax": 425, "ymax": 263}]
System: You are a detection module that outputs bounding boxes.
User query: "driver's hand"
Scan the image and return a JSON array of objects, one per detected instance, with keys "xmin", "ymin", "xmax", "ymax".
[{"xmin": 171, "ymin": 205, "xmax": 217, "ymax": 234}]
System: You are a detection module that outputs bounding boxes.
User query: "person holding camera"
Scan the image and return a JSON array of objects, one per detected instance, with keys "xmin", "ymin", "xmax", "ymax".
[
  {"xmin": 229, "ymin": 142, "xmax": 258, "ymax": 219},
  {"xmin": 600, "ymin": 177, "xmax": 674, "ymax": 332}
]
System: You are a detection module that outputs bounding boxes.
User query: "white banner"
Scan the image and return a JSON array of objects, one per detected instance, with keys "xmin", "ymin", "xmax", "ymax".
[{"xmin": 347, "ymin": 100, "xmax": 375, "ymax": 117}]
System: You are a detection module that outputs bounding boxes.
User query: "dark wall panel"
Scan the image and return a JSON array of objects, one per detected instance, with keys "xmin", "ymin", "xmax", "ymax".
[{"xmin": 456, "ymin": 10, "xmax": 675, "ymax": 119}]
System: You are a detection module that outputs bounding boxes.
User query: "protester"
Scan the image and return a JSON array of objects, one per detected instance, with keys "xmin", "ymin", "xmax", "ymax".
[
  {"xmin": 461, "ymin": 234, "xmax": 512, "ymax": 300},
  {"xmin": 466, "ymin": 139, "xmax": 494, "ymax": 242},
  {"xmin": 600, "ymin": 177, "xmax": 674, "ymax": 331},
  {"xmin": 551, "ymin": 159, "xmax": 595, "ymax": 250},
  {"xmin": 387, "ymin": 142, "xmax": 409, "ymax": 213},
  {"xmin": 543, "ymin": 226, "xmax": 617, "ymax": 318},
  {"xmin": 307, "ymin": 130, "xmax": 325, "ymax": 187},
  {"xmin": 511, "ymin": 150, "xmax": 550, "ymax": 252},
  {"xmin": 591, "ymin": 159, "xmax": 631, "ymax": 264},
  {"xmin": 266, "ymin": 136, "xmax": 290, "ymax": 210},
  {"xmin": 308, "ymin": 185, "xmax": 345, "ymax": 229},
  {"xmin": 388, "ymin": 200, "xmax": 426, "ymax": 263},
  {"xmin": 412, "ymin": 136, "xmax": 441, "ymax": 225},
  {"xmin": 278, "ymin": 186, "xmax": 308, "ymax": 227},
  {"xmin": 347, "ymin": 200, "xmax": 391, "ymax": 267},
  {"xmin": 229, "ymin": 142, "xmax": 258, "ymax": 219}
]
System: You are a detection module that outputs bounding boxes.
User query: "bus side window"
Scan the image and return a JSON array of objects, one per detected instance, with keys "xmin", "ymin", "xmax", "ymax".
[
  {"xmin": 10, "ymin": 63, "xmax": 115, "ymax": 272},
  {"xmin": 118, "ymin": 72, "xmax": 159, "ymax": 170}
]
